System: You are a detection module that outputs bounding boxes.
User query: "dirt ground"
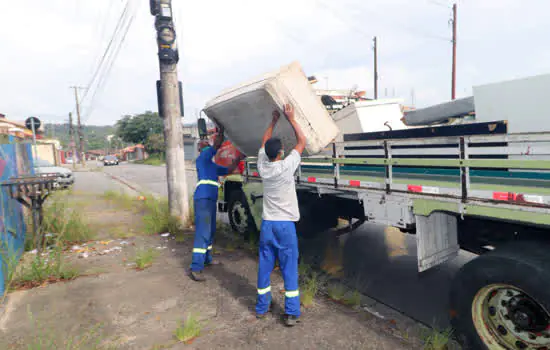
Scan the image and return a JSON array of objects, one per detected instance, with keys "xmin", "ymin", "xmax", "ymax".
[{"xmin": 0, "ymin": 189, "xmax": 427, "ymax": 350}]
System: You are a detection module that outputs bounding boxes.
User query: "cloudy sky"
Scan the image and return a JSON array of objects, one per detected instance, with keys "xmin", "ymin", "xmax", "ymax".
[{"xmin": 1, "ymin": 0, "xmax": 549, "ymax": 126}]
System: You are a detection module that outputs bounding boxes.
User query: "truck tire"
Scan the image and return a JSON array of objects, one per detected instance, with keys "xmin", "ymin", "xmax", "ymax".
[
  {"xmin": 450, "ymin": 241, "xmax": 550, "ymax": 349},
  {"xmin": 227, "ymin": 190, "xmax": 257, "ymax": 241}
]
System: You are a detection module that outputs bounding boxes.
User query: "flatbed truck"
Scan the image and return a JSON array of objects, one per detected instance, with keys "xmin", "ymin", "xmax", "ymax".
[{"xmin": 216, "ymin": 124, "xmax": 550, "ymax": 349}]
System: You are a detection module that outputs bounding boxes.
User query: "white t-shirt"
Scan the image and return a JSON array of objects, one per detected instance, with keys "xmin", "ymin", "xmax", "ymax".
[{"xmin": 257, "ymin": 148, "xmax": 301, "ymax": 222}]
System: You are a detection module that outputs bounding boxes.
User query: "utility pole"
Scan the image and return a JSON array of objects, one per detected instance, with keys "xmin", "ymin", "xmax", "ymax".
[
  {"xmin": 373, "ymin": 36, "xmax": 378, "ymax": 100},
  {"xmin": 69, "ymin": 113, "xmax": 77, "ymax": 170},
  {"xmin": 451, "ymin": 3, "xmax": 457, "ymax": 100},
  {"xmin": 70, "ymin": 86, "xmax": 86, "ymax": 167},
  {"xmin": 150, "ymin": 0, "xmax": 189, "ymax": 224}
]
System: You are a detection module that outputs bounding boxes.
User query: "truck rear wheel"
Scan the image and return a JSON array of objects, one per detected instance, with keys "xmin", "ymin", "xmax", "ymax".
[
  {"xmin": 227, "ymin": 190, "xmax": 257, "ymax": 241},
  {"xmin": 450, "ymin": 242, "xmax": 550, "ymax": 349}
]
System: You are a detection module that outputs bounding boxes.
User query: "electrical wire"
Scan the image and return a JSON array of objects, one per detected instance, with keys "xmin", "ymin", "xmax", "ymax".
[
  {"xmin": 80, "ymin": 1, "xmax": 131, "ymax": 106},
  {"xmin": 82, "ymin": 0, "xmax": 141, "ymax": 122}
]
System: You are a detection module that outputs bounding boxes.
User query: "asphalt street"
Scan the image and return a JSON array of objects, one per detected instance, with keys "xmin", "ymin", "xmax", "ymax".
[{"xmin": 95, "ymin": 162, "xmax": 474, "ymax": 329}]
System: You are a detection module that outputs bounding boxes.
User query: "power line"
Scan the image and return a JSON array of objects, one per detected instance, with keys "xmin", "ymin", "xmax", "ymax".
[
  {"xmin": 82, "ymin": 1, "xmax": 140, "ymax": 122},
  {"xmin": 80, "ymin": 1, "xmax": 131, "ymax": 106}
]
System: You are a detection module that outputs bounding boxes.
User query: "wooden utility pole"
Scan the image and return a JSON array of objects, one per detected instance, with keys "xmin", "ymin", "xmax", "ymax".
[
  {"xmin": 451, "ymin": 3, "xmax": 457, "ymax": 100},
  {"xmin": 373, "ymin": 36, "xmax": 378, "ymax": 100},
  {"xmin": 71, "ymin": 86, "xmax": 86, "ymax": 167},
  {"xmin": 69, "ymin": 113, "xmax": 77, "ymax": 170},
  {"xmin": 150, "ymin": 0, "xmax": 189, "ymax": 224}
]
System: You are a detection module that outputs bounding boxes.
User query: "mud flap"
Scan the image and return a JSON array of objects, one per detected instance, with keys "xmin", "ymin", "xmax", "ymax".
[
  {"xmin": 415, "ymin": 212, "xmax": 460, "ymax": 272},
  {"xmin": 242, "ymin": 182, "xmax": 264, "ymax": 232}
]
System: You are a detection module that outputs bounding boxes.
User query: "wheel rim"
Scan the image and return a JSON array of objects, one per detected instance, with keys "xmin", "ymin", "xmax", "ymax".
[
  {"xmin": 472, "ymin": 284, "xmax": 550, "ymax": 349},
  {"xmin": 230, "ymin": 201, "xmax": 248, "ymax": 233}
]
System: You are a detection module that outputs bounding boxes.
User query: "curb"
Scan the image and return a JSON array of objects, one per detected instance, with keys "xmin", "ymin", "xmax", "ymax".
[{"xmin": 104, "ymin": 173, "xmax": 161, "ymax": 199}]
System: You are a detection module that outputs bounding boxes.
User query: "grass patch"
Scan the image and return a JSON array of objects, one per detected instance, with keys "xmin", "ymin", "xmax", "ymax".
[
  {"xmin": 133, "ymin": 248, "xmax": 159, "ymax": 270},
  {"xmin": 174, "ymin": 313, "xmax": 204, "ymax": 344},
  {"xmin": 343, "ymin": 290, "xmax": 362, "ymax": 307},
  {"xmin": 300, "ymin": 272, "xmax": 319, "ymax": 308},
  {"xmin": 422, "ymin": 327, "xmax": 454, "ymax": 350},
  {"xmin": 142, "ymin": 197, "xmax": 171, "ymax": 234},
  {"xmin": 327, "ymin": 284, "xmax": 347, "ymax": 302},
  {"xmin": 135, "ymin": 154, "xmax": 165, "ymax": 166},
  {"xmin": 298, "ymin": 260, "xmax": 312, "ymax": 279},
  {"xmin": 102, "ymin": 190, "xmax": 135, "ymax": 210},
  {"xmin": 12, "ymin": 248, "xmax": 79, "ymax": 290},
  {"xmin": 38, "ymin": 194, "xmax": 92, "ymax": 249}
]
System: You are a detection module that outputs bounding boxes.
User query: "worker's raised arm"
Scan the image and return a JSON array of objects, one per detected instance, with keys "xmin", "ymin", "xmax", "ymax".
[
  {"xmin": 213, "ymin": 126, "xmax": 225, "ymax": 150},
  {"xmin": 261, "ymin": 110, "xmax": 281, "ymax": 148},
  {"xmin": 283, "ymin": 104, "xmax": 306, "ymax": 155}
]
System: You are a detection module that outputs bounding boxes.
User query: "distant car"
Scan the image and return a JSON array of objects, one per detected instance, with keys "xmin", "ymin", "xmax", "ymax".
[
  {"xmin": 34, "ymin": 158, "xmax": 74, "ymax": 188},
  {"xmin": 103, "ymin": 155, "xmax": 119, "ymax": 166}
]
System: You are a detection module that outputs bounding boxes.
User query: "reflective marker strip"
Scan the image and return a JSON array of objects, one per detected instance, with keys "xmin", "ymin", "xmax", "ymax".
[
  {"xmin": 207, "ymin": 245, "xmax": 213, "ymax": 250},
  {"xmin": 349, "ymin": 180, "xmax": 361, "ymax": 187},
  {"xmin": 193, "ymin": 248, "xmax": 207, "ymax": 254},
  {"xmin": 307, "ymin": 177, "xmax": 316, "ymax": 183},
  {"xmin": 285, "ymin": 290, "xmax": 300, "ymax": 298},
  {"xmin": 408, "ymin": 185, "xmax": 423, "ymax": 193},
  {"xmin": 257, "ymin": 286, "xmax": 271, "ymax": 295},
  {"xmin": 493, "ymin": 192, "xmax": 545, "ymax": 204},
  {"xmin": 408, "ymin": 185, "xmax": 439, "ymax": 194},
  {"xmin": 196, "ymin": 180, "xmax": 220, "ymax": 188},
  {"xmin": 252, "ymin": 171, "xmax": 259, "ymax": 177}
]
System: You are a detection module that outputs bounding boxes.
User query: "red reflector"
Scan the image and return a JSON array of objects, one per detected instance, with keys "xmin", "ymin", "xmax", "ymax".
[
  {"xmin": 252, "ymin": 171, "xmax": 259, "ymax": 177},
  {"xmin": 408, "ymin": 185, "xmax": 423, "ymax": 193},
  {"xmin": 307, "ymin": 177, "xmax": 316, "ymax": 183},
  {"xmin": 349, "ymin": 180, "xmax": 361, "ymax": 187},
  {"xmin": 493, "ymin": 192, "xmax": 516, "ymax": 201}
]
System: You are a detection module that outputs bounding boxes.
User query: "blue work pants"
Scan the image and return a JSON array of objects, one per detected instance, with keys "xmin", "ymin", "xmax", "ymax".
[
  {"xmin": 256, "ymin": 220, "xmax": 301, "ymax": 317},
  {"xmin": 190, "ymin": 198, "xmax": 217, "ymax": 272}
]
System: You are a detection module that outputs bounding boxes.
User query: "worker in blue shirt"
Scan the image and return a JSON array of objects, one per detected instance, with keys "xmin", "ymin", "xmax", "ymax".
[{"xmin": 188, "ymin": 127, "xmax": 244, "ymax": 282}]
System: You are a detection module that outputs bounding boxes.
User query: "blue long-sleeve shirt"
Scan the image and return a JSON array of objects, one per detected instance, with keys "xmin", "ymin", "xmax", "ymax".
[{"xmin": 194, "ymin": 146, "xmax": 229, "ymax": 200}]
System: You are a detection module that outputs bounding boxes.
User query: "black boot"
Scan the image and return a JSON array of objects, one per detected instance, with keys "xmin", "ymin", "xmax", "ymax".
[
  {"xmin": 187, "ymin": 269, "xmax": 206, "ymax": 282},
  {"xmin": 283, "ymin": 314, "xmax": 300, "ymax": 327}
]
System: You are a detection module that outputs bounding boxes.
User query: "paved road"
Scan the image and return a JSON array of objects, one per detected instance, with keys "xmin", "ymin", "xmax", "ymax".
[
  {"xmin": 98, "ymin": 162, "xmax": 473, "ymax": 329},
  {"xmin": 102, "ymin": 162, "xmax": 197, "ymax": 197}
]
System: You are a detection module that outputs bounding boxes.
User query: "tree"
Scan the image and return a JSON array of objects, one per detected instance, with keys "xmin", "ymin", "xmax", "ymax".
[
  {"xmin": 115, "ymin": 111, "xmax": 163, "ymax": 145},
  {"xmin": 145, "ymin": 133, "xmax": 165, "ymax": 155}
]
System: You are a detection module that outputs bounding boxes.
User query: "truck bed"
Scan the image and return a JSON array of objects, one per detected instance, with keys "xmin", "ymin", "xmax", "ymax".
[{"xmin": 245, "ymin": 132, "xmax": 550, "ymax": 225}]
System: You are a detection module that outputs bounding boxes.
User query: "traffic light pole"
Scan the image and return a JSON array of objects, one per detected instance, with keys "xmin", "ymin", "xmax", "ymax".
[{"xmin": 150, "ymin": 0, "xmax": 189, "ymax": 224}]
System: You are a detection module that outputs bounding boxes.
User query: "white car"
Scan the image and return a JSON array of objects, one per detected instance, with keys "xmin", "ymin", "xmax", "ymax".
[{"xmin": 34, "ymin": 158, "xmax": 74, "ymax": 188}]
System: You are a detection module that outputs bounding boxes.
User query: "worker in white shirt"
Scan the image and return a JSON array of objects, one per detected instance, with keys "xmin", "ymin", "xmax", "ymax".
[{"xmin": 255, "ymin": 103, "xmax": 306, "ymax": 327}]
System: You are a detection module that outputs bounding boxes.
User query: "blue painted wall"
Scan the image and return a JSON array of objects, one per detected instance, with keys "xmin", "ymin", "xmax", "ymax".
[{"xmin": 0, "ymin": 143, "xmax": 34, "ymax": 295}]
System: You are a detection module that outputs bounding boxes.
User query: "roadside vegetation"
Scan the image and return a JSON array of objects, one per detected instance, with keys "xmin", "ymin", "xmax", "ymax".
[
  {"xmin": 421, "ymin": 326, "xmax": 454, "ymax": 350},
  {"xmin": 134, "ymin": 154, "xmax": 165, "ymax": 166},
  {"xmin": 133, "ymin": 247, "xmax": 159, "ymax": 270},
  {"xmin": 174, "ymin": 313, "xmax": 204, "ymax": 344}
]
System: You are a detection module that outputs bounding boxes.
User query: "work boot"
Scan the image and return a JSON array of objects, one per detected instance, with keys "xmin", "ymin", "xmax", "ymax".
[
  {"xmin": 283, "ymin": 314, "xmax": 300, "ymax": 327},
  {"xmin": 256, "ymin": 302, "xmax": 274, "ymax": 320},
  {"xmin": 187, "ymin": 269, "xmax": 206, "ymax": 282}
]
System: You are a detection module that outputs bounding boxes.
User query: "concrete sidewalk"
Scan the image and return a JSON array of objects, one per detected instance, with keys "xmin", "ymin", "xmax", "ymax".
[{"xmin": 0, "ymin": 232, "xmax": 421, "ymax": 349}]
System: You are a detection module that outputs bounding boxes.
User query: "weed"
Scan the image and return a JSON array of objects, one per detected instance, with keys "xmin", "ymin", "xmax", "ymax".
[
  {"xmin": 343, "ymin": 290, "xmax": 362, "ymax": 307},
  {"xmin": 134, "ymin": 248, "xmax": 159, "ymax": 270},
  {"xmin": 298, "ymin": 260, "xmax": 312, "ymax": 279},
  {"xmin": 102, "ymin": 190, "xmax": 135, "ymax": 209},
  {"xmin": 327, "ymin": 283, "xmax": 347, "ymax": 301},
  {"xmin": 174, "ymin": 234, "xmax": 187, "ymax": 243},
  {"xmin": 40, "ymin": 195, "xmax": 92, "ymax": 248},
  {"xmin": 423, "ymin": 327, "xmax": 454, "ymax": 350},
  {"xmin": 135, "ymin": 155, "xmax": 165, "ymax": 166},
  {"xmin": 300, "ymin": 272, "xmax": 318, "ymax": 308},
  {"xmin": 174, "ymin": 313, "xmax": 203, "ymax": 343},
  {"xmin": 142, "ymin": 197, "xmax": 171, "ymax": 234},
  {"xmin": 13, "ymin": 248, "xmax": 79, "ymax": 289},
  {"xmin": 0, "ymin": 242, "xmax": 21, "ymax": 300}
]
